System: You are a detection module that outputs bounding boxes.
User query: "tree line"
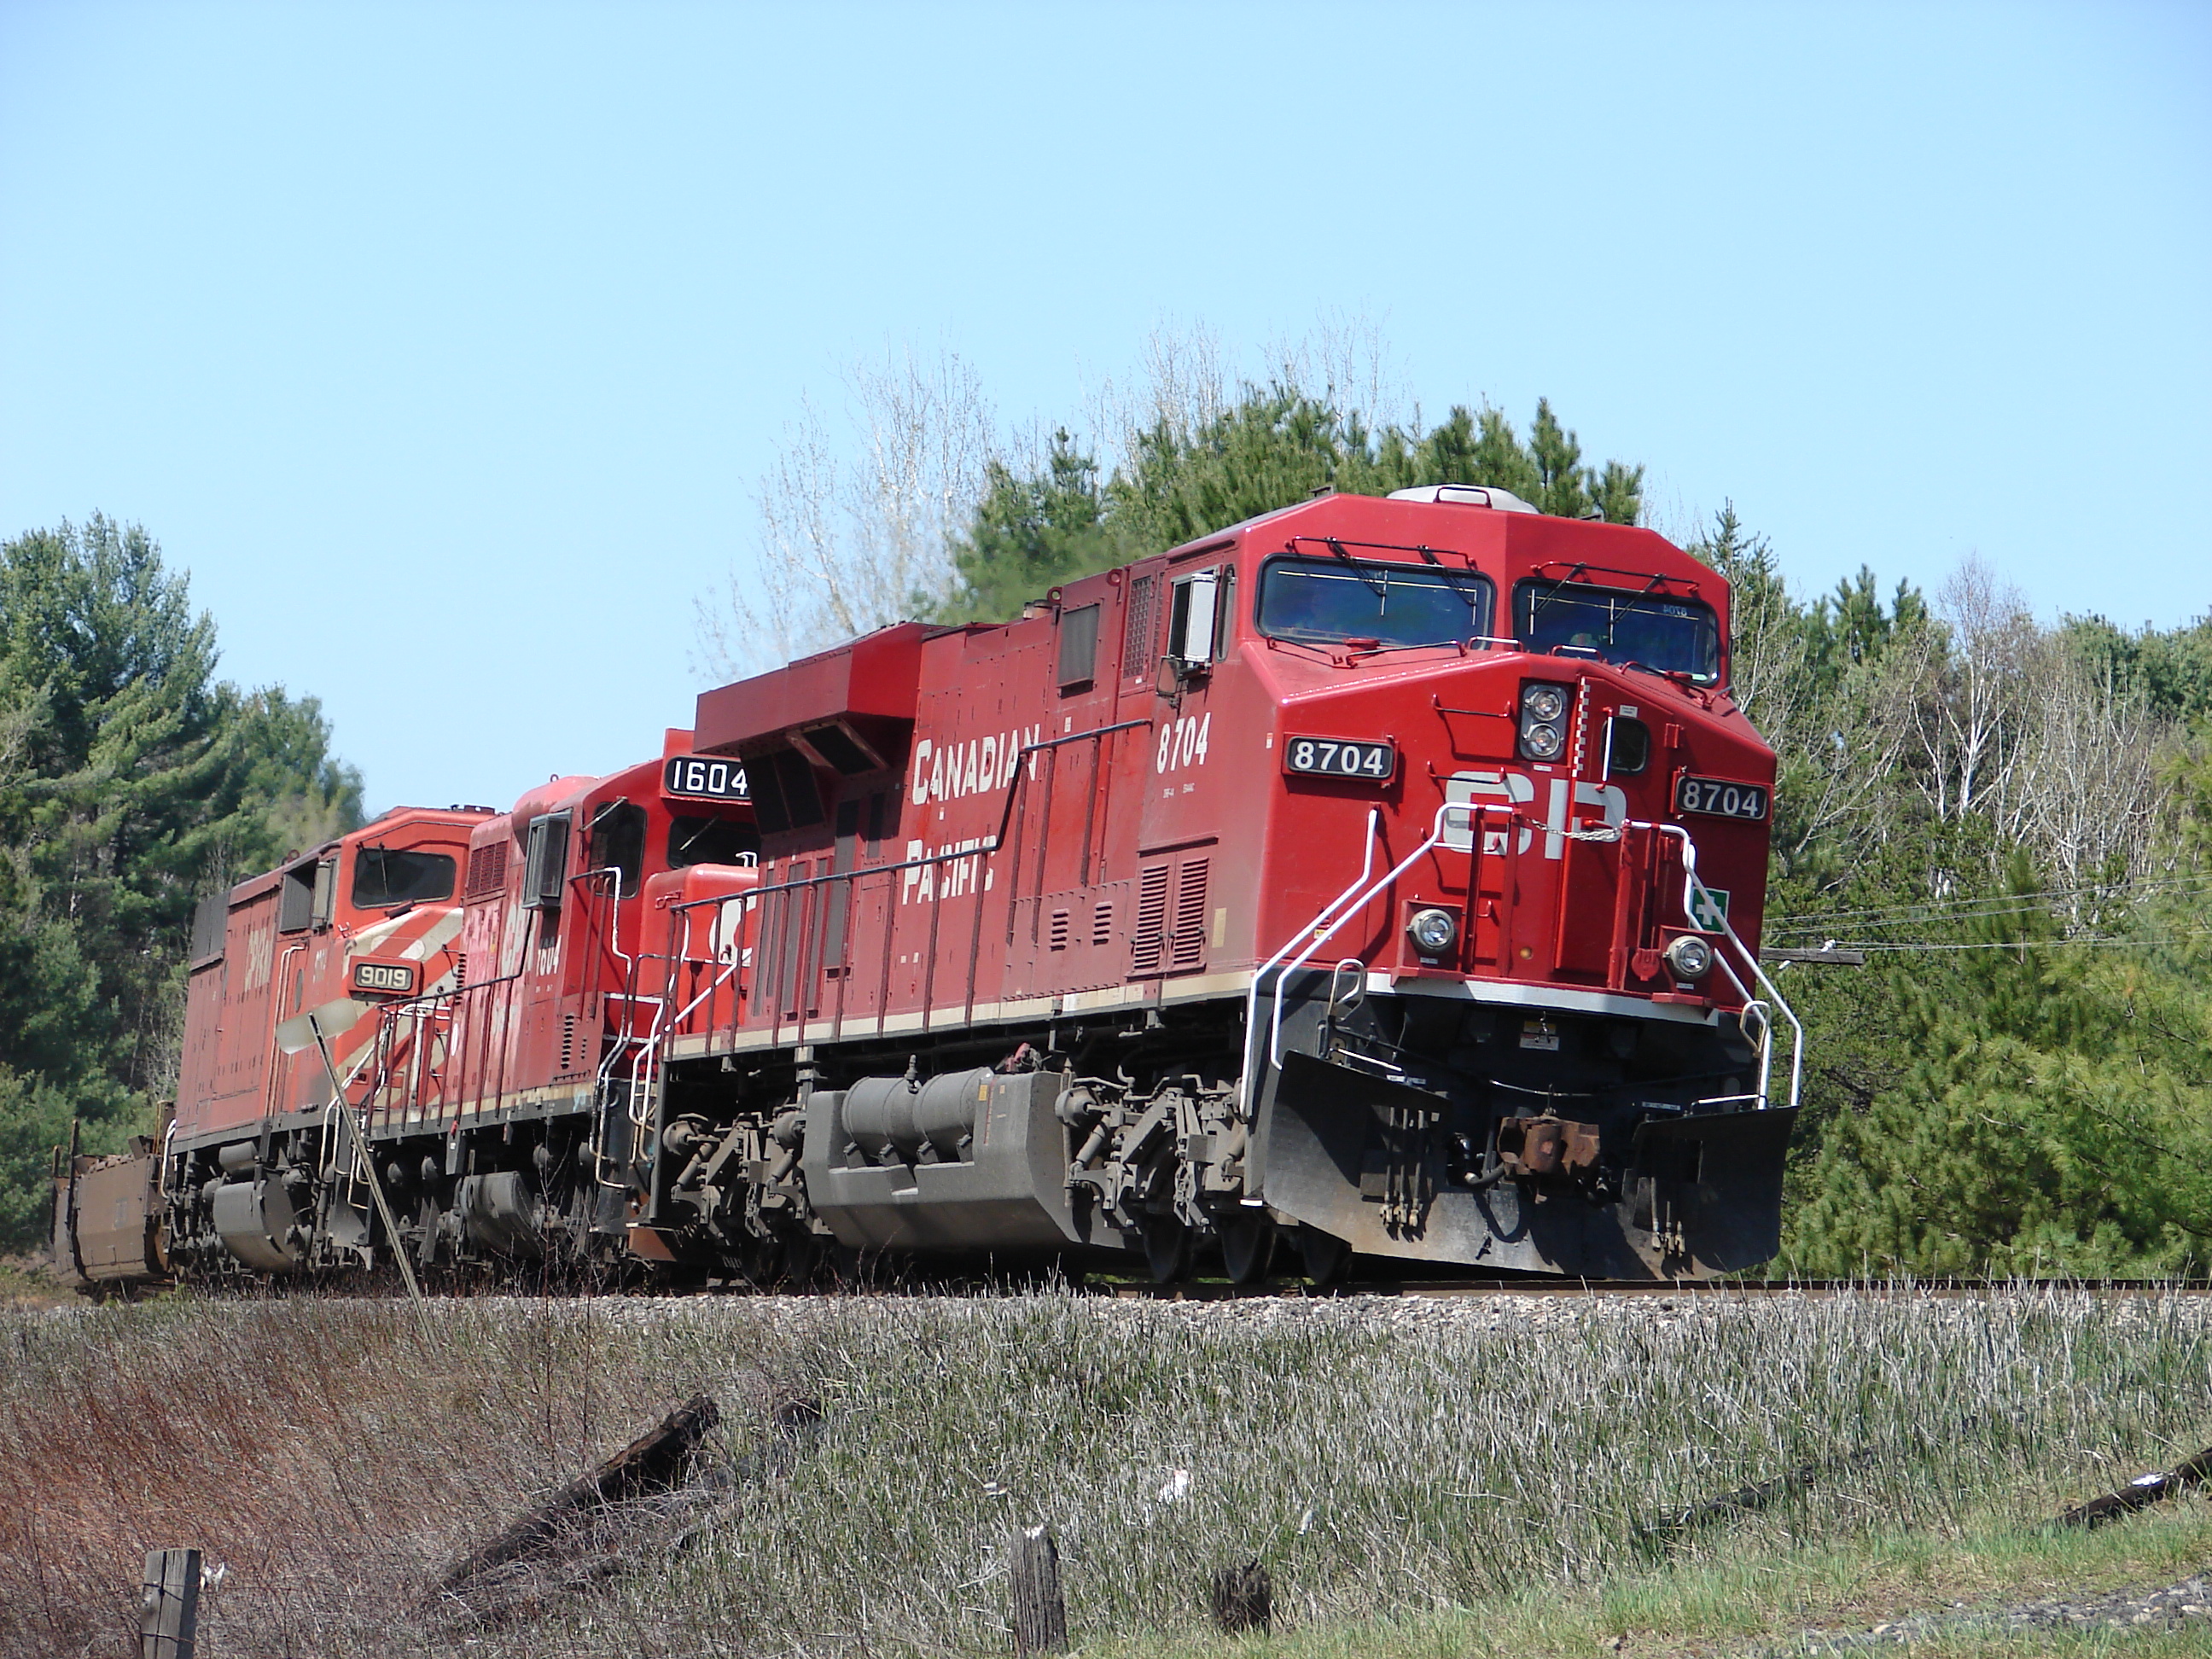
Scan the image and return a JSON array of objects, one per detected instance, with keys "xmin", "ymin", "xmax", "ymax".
[{"xmin": 0, "ymin": 516, "xmax": 361, "ymax": 1247}]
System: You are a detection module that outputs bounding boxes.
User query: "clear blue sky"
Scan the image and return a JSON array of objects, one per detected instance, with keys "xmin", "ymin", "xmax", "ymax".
[{"xmin": 4, "ymin": 2, "xmax": 2206, "ymax": 813}]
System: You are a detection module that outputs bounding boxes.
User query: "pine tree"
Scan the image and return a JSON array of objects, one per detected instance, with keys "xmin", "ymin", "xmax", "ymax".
[
  {"xmin": 0, "ymin": 517, "xmax": 364, "ymax": 1246},
  {"xmin": 934, "ymin": 390, "xmax": 1644, "ymax": 624}
]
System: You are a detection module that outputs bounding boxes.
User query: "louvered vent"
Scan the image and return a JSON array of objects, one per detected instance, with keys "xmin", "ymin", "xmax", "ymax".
[
  {"xmin": 1048, "ymin": 909, "xmax": 1071, "ymax": 952},
  {"xmin": 465, "ymin": 841, "xmax": 509, "ymax": 899},
  {"xmin": 1123, "ymin": 575, "xmax": 1156, "ymax": 678},
  {"xmin": 1091, "ymin": 900, "xmax": 1113, "ymax": 946},
  {"xmin": 1130, "ymin": 864, "xmax": 1170, "ymax": 975},
  {"xmin": 559, "ymin": 1012, "xmax": 578, "ymax": 1074},
  {"xmin": 1171, "ymin": 858, "xmax": 1210, "ymax": 969}
]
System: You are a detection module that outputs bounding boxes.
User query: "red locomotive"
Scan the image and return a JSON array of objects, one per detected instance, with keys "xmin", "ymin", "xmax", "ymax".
[{"xmin": 54, "ymin": 482, "xmax": 1801, "ymax": 1289}]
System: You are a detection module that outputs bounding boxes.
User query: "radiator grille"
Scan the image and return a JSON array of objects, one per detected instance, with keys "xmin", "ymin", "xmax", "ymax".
[
  {"xmin": 1130, "ymin": 865, "xmax": 1170, "ymax": 975},
  {"xmin": 1123, "ymin": 575, "xmax": 1156, "ymax": 679},
  {"xmin": 465, "ymin": 841, "xmax": 509, "ymax": 899},
  {"xmin": 1171, "ymin": 858, "xmax": 1210, "ymax": 969}
]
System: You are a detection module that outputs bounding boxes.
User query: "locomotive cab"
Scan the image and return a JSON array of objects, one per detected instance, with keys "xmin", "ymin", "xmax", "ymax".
[{"xmin": 154, "ymin": 804, "xmax": 489, "ymax": 1278}]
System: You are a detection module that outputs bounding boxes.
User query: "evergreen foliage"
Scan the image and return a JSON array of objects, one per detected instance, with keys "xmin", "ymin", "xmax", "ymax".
[
  {"xmin": 1703, "ymin": 508, "xmax": 2212, "ymax": 1276},
  {"xmin": 934, "ymin": 390, "xmax": 1642, "ymax": 623},
  {"xmin": 0, "ymin": 516, "xmax": 363, "ymax": 1248}
]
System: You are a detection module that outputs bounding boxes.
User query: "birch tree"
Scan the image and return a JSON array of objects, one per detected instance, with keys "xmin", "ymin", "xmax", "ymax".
[{"xmin": 695, "ymin": 349, "xmax": 995, "ymax": 678}]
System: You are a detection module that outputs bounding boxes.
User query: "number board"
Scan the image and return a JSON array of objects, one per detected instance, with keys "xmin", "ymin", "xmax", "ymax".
[
  {"xmin": 1675, "ymin": 775, "xmax": 1769, "ymax": 821},
  {"xmin": 351, "ymin": 958, "xmax": 416, "ymax": 996},
  {"xmin": 663, "ymin": 755, "xmax": 749, "ymax": 801},
  {"xmin": 1284, "ymin": 736, "xmax": 1396, "ymax": 782}
]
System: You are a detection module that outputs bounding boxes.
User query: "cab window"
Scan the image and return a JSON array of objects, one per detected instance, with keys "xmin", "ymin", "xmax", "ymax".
[
  {"xmin": 587, "ymin": 801, "xmax": 648, "ymax": 899},
  {"xmin": 351, "ymin": 847, "xmax": 456, "ymax": 909},
  {"xmin": 1258, "ymin": 556, "xmax": 1492, "ymax": 649},
  {"xmin": 667, "ymin": 815, "xmax": 761, "ymax": 870},
  {"xmin": 1516, "ymin": 581, "xmax": 1721, "ymax": 683}
]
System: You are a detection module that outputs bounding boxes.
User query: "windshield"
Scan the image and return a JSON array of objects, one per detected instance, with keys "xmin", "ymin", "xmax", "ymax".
[
  {"xmin": 1515, "ymin": 581, "xmax": 1722, "ymax": 682},
  {"xmin": 1258, "ymin": 556, "xmax": 1493, "ymax": 649},
  {"xmin": 350, "ymin": 847, "xmax": 456, "ymax": 909}
]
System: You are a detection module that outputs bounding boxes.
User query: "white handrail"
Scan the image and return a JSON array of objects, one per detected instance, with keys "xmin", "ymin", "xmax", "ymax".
[
  {"xmin": 1631, "ymin": 819, "xmax": 1802, "ymax": 1113},
  {"xmin": 1242, "ymin": 809, "xmax": 1381, "ymax": 1105},
  {"xmin": 602, "ymin": 901, "xmax": 746, "ymax": 1188},
  {"xmin": 1247, "ymin": 800, "xmax": 1532, "ymax": 1093},
  {"xmin": 1263, "ymin": 800, "xmax": 1489, "ymax": 1068}
]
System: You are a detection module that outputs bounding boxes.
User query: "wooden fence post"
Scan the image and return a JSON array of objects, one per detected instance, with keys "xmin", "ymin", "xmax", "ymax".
[
  {"xmin": 1210, "ymin": 1560, "xmax": 1271, "ymax": 1634},
  {"xmin": 1008, "ymin": 1524, "xmax": 1067, "ymax": 1655},
  {"xmin": 140, "ymin": 1548, "xmax": 201, "ymax": 1659}
]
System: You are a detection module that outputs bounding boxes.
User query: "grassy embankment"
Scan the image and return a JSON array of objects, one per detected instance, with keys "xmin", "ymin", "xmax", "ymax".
[{"xmin": 1, "ymin": 1286, "xmax": 2208, "ymax": 1657}]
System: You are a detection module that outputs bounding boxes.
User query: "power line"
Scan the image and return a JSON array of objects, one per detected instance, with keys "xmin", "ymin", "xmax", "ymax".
[
  {"xmin": 1768, "ymin": 873, "xmax": 2212, "ymax": 927},
  {"xmin": 1837, "ymin": 931, "xmax": 2212, "ymax": 954},
  {"xmin": 1767, "ymin": 874, "xmax": 2212, "ymax": 935}
]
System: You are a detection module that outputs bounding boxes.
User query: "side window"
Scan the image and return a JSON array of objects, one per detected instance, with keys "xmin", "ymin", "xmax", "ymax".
[
  {"xmin": 587, "ymin": 801, "xmax": 648, "ymax": 898},
  {"xmin": 1606, "ymin": 717, "xmax": 1652, "ymax": 776},
  {"xmin": 667, "ymin": 815, "xmax": 761, "ymax": 870},
  {"xmin": 276, "ymin": 858, "xmax": 337, "ymax": 934},
  {"xmin": 277, "ymin": 863, "xmax": 315, "ymax": 934},
  {"xmin": 522, "ymin": 813, "xmax": 570, "ymax": 911}
]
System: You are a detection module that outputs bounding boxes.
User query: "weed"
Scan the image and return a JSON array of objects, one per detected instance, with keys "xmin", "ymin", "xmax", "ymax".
[{"xmin": 0, "ymin": 1287, "xmax": 2206, "ymax": 1656}]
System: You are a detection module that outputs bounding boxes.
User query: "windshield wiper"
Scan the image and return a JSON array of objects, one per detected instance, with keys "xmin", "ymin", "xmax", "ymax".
[
  {"xmin": 1619, "ymin": 659, "xmax": 1710, "ymax": 688},
  {"xmin": 1415, "ymin": 544, "xmax": 1488, "ymax": 614},
  {"xmin": 1326, "ymin": 538, "xmax": 1389, "ymax": 598}
]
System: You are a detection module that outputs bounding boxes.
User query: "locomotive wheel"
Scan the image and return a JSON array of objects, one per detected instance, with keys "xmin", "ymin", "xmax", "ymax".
[
  {"xmin": 1296, "ymin": 1226, "xmax": 1350, "ymax": 1286},
  {"xmin": 1220, "ymin": 1214, "xmax": 1276, "ymax": 1285},
  {"xmin": 1143, "ymin": 1215, "xmax": 1195, "ymax": 1284}
]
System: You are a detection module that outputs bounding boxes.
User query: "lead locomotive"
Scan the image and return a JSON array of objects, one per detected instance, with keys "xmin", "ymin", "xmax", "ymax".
[{"xmin": 54, "ymin": 483, "xmax": 1799, "ymax": 1289}]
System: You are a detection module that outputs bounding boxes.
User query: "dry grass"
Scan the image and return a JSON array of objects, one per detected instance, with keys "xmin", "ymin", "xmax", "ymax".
[{"xmin": 1, "ymin": 1286, "xmax": 2209, "ymax": 1656}]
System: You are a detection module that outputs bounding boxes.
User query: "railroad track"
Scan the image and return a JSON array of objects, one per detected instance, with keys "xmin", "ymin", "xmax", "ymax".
[{"xmin": 60, "ymin": 1269, "xmax": 2212, "ymax": 1306}]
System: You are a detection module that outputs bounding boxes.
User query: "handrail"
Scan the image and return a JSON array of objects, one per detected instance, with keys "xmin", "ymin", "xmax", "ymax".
[
  {"xmin": 1245, "ymin": 800, "xmax": 1542, "ymax": 1097},
  {"xmin": 663, "ymin": 719, "xmax": 1155, "ymax": 919},
  {"xmin": 1261, "ymin": 800, "xmax": 1491, "ymax": 1070},
  {"xmin": 1242, "ymin": 809, "xmax": 1380, "ymax": 1103},
  {"xmin": 1630, "ymin": 819, "xmax": 1802, "ymax": 1113}
]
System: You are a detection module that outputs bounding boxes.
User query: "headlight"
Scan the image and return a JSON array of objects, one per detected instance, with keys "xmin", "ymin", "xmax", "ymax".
[
  {"xmin": 1519, "ymin": 682, "xmax": 1573, "ymax": 760},
  {"xmin": 1664, "ymin": 934, "xmax": 1714, "ymax": 979},
  {"xmin": 1407, "ymin": 907, "xmax": 1458, "ymax": 956},
  {"xmin": 1521, "ymin": 721, "xmax": 1564, "ymax": 760},
  {"xmin": 1522, "ymin": 684, "xmax": 1568, "ymax": 723}
]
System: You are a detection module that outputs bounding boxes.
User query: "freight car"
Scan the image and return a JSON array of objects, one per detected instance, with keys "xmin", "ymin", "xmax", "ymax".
[{"xmin": 53, "ymin": 481, "xmax": 1802, "ymax": 1290}]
